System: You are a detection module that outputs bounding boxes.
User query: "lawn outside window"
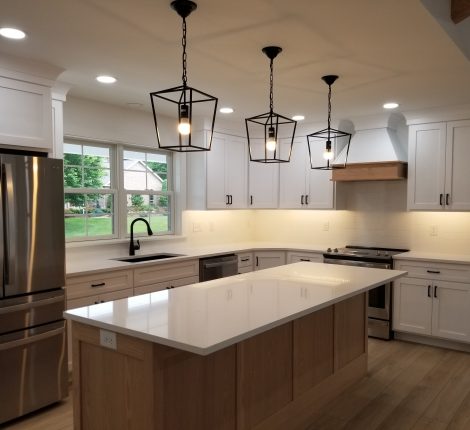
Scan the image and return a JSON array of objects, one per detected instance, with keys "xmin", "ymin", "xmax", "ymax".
[{"xmin": 64, "ymin": 140, "xmax": 174, "ymax": 241}]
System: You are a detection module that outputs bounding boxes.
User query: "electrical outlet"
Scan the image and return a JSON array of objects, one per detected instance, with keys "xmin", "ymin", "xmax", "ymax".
[
  {"xmin": 323, "ymin": 222, "xmax": 330, "ymax": 231},
  {"xmin": 100, "ymin": 329, "xmax": 117, "ymax": 350},
  {"xmin": 429, "ymin": 225, "xmax": 438, "ymax": 236},
  {"xmin": 192, "ymin": 222, "xmax": 202, "ymax": 232}
]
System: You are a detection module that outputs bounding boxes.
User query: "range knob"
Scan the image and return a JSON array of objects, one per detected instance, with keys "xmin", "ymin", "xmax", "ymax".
[
  {"xmin": 334, "ymin": 248, "xmax": 339, "ymax": 253},
  {"xmin": 327, "ymin": 247, "xmax": 332, "ymax": 253}
]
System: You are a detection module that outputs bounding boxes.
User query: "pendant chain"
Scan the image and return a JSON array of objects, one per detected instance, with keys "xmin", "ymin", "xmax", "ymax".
[
  {"xmin": 269, "ymin": 59, "xmax": 274, "ymax": 113},
  {"xmin": 182, "ymin": 17, "xmax": 188, "ymax": 87}
]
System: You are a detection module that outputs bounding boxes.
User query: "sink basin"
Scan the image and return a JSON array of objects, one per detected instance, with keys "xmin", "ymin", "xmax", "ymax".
[{"xmin": 113, "ymin": 253, "xmax": 184, "ymax": 263}]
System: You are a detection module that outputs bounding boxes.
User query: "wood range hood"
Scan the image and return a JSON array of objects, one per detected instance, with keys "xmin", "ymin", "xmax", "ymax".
[{"xmin": 332, "ymin": 127, "xmax": 408, "ymax": 182}]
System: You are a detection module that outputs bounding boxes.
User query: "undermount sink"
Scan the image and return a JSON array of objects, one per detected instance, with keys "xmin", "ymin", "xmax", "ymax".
[{"xmin": 113, "ymin": 253, "xmax": 184, "ymax": 263}]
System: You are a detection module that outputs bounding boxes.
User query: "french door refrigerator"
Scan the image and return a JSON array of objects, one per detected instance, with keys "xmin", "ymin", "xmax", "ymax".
[{"xmin": 0, "ymin": 153, "xmax": 68, "ymax": 424}]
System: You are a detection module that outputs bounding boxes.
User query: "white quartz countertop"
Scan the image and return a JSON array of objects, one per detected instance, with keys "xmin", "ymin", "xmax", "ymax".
[
  {"xmin": 393, "ymin": 251, "xmax": 470, "ymax": 265},
  {"xmin": 65, "ymin": 241, "xmax": 330, "ymax": 276},
  {"xmin": 64, "ymin": 262, "xmax": 407, "ymax": 355}
]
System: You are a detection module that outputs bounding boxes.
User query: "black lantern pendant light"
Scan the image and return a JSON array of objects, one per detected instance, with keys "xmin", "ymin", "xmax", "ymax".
[
  {"xmin": 149, "ymin": 0, "xmax": 218, "ymax": 152},
  {"xmin": 245, "ymin": 46, "xmax": 297, "ymax": 163},
  {"xmin": 307, "ymin": 75, "xmax": 351, "ymax": 169}
]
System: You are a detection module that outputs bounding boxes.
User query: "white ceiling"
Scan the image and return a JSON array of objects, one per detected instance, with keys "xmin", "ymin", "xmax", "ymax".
[{"xmin": 0, "ymin": 0, "xmax": 469, "ymax": 122}]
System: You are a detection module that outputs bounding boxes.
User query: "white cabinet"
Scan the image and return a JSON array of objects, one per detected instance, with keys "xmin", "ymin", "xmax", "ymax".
[
  {"xmin": 408, "ymin": 120, "xmax": 470, "ymax": 210},
  {"xmin": 393, "ymin": 260, "xmax": 470, "ymax": 343},
  {"xmin": 287, "ymin": 251, "xmax": 323, "ymax": 264},
  {"xmin": 254, "ymin": 251, "xmax": 286, "ymax": 271},
  {"xmin": 279, "ymin": 140, "xmax": 334, "ymax": 209},
  {"xmin": 0, "ymin": 76, "xmax": 53, "ymax": 150},
  {"xmin": 248, "ymin": 162, "xmax": 279, "ymax": 208},
  {"xmin": 206, "ymin": 133, "xmax": 248, "ymax": 209},
  {"xmin": 237, "ymin": 252, "xmax": 254, "ymax": 274}
]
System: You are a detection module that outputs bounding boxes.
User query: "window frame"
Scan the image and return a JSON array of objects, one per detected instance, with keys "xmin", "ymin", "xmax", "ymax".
[{"xmin": 63, "ymin": 139, "xmax": 175, "ymax": 242}]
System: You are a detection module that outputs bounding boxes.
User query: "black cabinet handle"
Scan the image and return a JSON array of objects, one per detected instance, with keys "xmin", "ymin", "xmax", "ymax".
[
  {"xmin": 427, "ymin": 270, "xmax": 441, "ymax": 274},
  {"xmin": 439, "ymin": 194, "xmax": 443, "ymax": 206},
  {"xmin": 226, "ymin": 195, "xmax": 229, "ymax": 205},
  {"xmin": 305, "ymin": 195, "xmax": 309, "ymax": 205},
  {"xmin": 241, "ymin": 258, "xmax": 249, "ymax": 262},
  {"xmin": 446, "ymin": 194, "xmax": 450, "ymax": 205},
  {"xmin": 300, "ymin": 258, "xmax": 310, "ymax": 262},
  {"xmin": 301, "ymin": 195, "xmax": 304, "ymax": 205},
  {"xmin": 166, "ymin": 286, "xmax": 171, "ymax": 289},
  {"xmin": 434, "ymin": 286, "xmax": 438, "ymax": 298},
  {"xmin": 229, "ymin": 195, "xmax": 233, "ymax": 205},
  {"xmin": 427, "ymin": 285, "xmax": 431, "ymax": 297},
  {"xmin": 256, "ymin": 256, "xmax": 259, "ymax": 267},
  {"xmin": 91, "ymin": 282, "xmax": 106, "ymax": 288},
  {"xmin": 250, "ymin": 195, "xmax": 253, "ymax": 205}
]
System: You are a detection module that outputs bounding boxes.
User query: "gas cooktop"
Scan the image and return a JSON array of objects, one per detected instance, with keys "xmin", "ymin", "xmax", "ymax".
[{"xmin": 323, "ymin": 245, "xmax": 408, "ymax": 262}]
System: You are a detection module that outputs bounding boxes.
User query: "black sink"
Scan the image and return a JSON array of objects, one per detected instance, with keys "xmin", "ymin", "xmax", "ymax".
[{"xmin": 113, "ymin": 253, "xmax": 183, "ymax": 263}]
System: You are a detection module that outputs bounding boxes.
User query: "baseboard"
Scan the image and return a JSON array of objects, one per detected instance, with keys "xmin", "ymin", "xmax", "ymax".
[{"xmin": 394, "ymin": 332, "xmax": 470, "ymax": 353}]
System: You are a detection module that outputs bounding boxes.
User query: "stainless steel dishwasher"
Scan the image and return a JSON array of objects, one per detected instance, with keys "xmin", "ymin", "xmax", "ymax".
[{"xmin": 199, "ymin": 254, "xmax": 238, "ymax": 282}]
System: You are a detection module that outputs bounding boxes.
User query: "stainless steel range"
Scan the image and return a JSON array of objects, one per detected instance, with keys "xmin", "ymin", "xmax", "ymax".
[{"xmin": 323, "ymin": 245, "xmax": 408, "ymax": 340}]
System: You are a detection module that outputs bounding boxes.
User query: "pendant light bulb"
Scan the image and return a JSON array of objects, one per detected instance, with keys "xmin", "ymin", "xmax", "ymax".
[
  {"xmin": 266, "ymin": 127, "xmax": 277, "ymax": 151},
  {"xmin": 178, "ymin": 104, "xmax": 191, "ymax": 135},
  {"xmin": 323, "ymin": 140, "xmax": 334, "ymax": 160}
]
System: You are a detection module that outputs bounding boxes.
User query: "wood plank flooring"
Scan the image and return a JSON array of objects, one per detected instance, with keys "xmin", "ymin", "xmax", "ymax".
[{"xmin": 2, "ymin": 339, "xmax": 470, "ymax": 430}]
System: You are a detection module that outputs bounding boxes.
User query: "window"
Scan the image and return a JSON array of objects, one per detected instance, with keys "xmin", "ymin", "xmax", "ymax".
[{"xmin": 64, "ymin": 141, "xmax": 173, "ymax": 241}]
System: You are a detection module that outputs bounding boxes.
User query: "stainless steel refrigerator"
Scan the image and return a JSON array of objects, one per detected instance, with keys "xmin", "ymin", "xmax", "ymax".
[{"xmin": 0, "ymin": 153, "xmax": 68, "ymax": 424}]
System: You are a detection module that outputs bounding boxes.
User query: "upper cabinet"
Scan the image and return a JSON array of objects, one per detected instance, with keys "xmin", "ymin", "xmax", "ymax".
[
  {"xmin": 206, "ymin": 132, "xmax": 248, "ymax": 209},
  {"xmin": 408, "ymin": 120, "xmax": 470, "ymax": 211},
  {"xmin": 279, "ymin": 139, "xmax": 334, "ymax": 209},
  {"xmin": 0, "ymin": 76, "xmax": 53, "ymax": 151},
  {"xmin": 248, "ymin": 162, "xmax": 279, "ymax": 209}
]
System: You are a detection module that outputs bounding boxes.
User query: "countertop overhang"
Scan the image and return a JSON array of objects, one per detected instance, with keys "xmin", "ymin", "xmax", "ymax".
[{"xmin": 64, "ymin": 262, "xmax": 407, "ymax": 355}]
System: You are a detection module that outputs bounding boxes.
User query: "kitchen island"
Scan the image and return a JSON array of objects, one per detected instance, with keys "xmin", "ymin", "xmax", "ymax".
[{"xmin": 65, "ymin": 262, "xmax": 406, "ymax": 430}]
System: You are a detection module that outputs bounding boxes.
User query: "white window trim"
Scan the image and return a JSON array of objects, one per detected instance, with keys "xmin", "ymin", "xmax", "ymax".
[{"xmin": 64, "ymin": 138, "xmax": 175, "ymax": 242}]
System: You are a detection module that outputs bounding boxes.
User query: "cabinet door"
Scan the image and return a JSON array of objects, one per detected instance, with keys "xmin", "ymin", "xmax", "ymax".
[
  {"xmin": 206, "ymin": 134, "xmax": 229, "ymax": 209},
  {"xmin": 407, "ymin": 123, "xmax": 446, "ymax": 210},
  {"xmin": 279, "ymin": 140, "xmax": 307, "ymax": 208},
  {"xmin": 249, "ymin": 162, "xmax": 279, "ymax": 208},
  {"xmin": 432, "ymin": 281, "xmax": 470, "ymax": 342},
  {"xmin": 445, "ymin": 120, "xmax": 470, "ymax": 211},
  {"xmin": 393, "ymin": 277, "xmax": 432, "ymax": 335},
  {"xmin": 226, "ymin": 136, "xmax": 248, "ymax": 208},
  {"xmin": 287, "ymin": 252, "xmax": 323, "ymax": 264},
  {"xmin": 254, "ymin": 251, "xmax": 286, "ymax": 271},
  {"xmin": 306, "ymin": 161, "xmax": 334, "ymax": 209}
]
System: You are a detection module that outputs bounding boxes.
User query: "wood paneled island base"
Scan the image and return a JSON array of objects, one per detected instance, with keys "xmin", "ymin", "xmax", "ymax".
[{"xmin": 71, "ymin": 293, "xmax": 367, "ymax": 430}]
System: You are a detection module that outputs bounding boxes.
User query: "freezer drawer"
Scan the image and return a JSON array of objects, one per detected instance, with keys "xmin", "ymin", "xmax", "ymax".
[
  {"xmin": 0, "ymin": 289, "xmax": 65, "ymax": 335},
  {"xmin": 0, "ymin": 320, "xmax": 68, "ymax": 424}
]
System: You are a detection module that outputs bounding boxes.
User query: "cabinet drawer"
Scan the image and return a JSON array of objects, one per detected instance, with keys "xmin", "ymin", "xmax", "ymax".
[
  {"xmin": 237, "ymin": 253, "xmax": 253, "ymax": 268},
  {"xmin": 134, "ymin": 275, "xmax": 199, "ymax": 296},
  {"xmin": 287, "ymin": 252, "xmax": 323, "ymax": 264},
  {"xmin": 67, "ymin": 288, "xmax": 133, "ymax": 309},
  {"xmin": 395, "ymin": 261, "xmax": 470, "ymax": 282},
  {"xmin": 66, "ymin": 270, "xmax": 133, "ymax": 300},
  {"xmin": 238, "ymin": 266, "xmax": 253, "ymax": 274},
  {"xmin": 134, "ymin": 260, "xmax": 199, "ymax": 288}
]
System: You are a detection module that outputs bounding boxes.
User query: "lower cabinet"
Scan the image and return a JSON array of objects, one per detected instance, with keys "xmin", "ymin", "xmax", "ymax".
[
  {"xmin": 393, "ymin": 275, "xmax": 470, "ymax": 343},
  {"xmin": 287, "ymin": 251, "xmax": 323, "ymax": 264},
  {"xmin": 237, "ymin": 252, "xmax": 254, "ymax": 274},
  {"xmin": 254, "ymin": 251, "xmax": 286, "ymax": 271}
]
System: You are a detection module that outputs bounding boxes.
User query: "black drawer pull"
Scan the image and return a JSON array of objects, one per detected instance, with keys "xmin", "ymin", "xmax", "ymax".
[
  {"xmin": 91, "ymin": 282, "xmax": 106, "ymax": 288},
  {"xmin": 300, "ymin": 259, "xmax": 310, "ymax": 262},
  {"xmin": 427, "ymin": 270, "xmax": 441, "ymax": 274}
]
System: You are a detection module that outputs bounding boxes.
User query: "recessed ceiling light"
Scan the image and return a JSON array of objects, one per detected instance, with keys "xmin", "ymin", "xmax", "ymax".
[
  {"xmin": 96, "ymin": 75, "xmax": 117, "ymax": 84},
  {"xmin": 383, "ymin": 102, "xmax": 399, "ymax": 109},
  {"xmin": 292, "ymin": 115, "xmax": 305, "ymax": 121},
  {"xmin": 220, "ymin": 107, "xmax": 234, "ymax": 114},
  {"xmin": 0, "ymin": 27, "xmax": 26, "ymax": 40}
]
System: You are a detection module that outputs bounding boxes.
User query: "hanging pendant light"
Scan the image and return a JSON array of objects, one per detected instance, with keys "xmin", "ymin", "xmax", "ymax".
[
  {"xmin": 149, "ymin": 0, "xmax": 218, "ymax": 152},
  {"xmin": 307, "ymin": 75, "xmax": 351, "ymax": 169},
  {"xmin": 245, "ymin": 46, "xmax": 297, "ymax": 163}
]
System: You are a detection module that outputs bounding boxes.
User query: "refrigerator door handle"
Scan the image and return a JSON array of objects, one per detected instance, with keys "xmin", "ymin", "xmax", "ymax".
[
  {"xmin": 2, "ymin": 163, "xmax": 15, "ymax": 288},
  {"xmin": 0, "ymin": 327, "xmax": 64, "ymax": 351},
  {"xmin": 0, "ymin": 163, "xmax": 4, "ymax": 293}
]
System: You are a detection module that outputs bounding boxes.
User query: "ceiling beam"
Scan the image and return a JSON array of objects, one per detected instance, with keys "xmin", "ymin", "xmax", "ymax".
[{"xmin": 451, "ymin": 0, "xmax": 470, "ymax": 23}]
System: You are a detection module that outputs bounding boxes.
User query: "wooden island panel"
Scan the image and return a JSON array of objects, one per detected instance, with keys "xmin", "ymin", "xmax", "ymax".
[{"xmin": 71, "ymin": 293, "xmax": 368, "ymax": 430}]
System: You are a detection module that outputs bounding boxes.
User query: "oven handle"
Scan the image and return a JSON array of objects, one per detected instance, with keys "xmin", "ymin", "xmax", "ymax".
[{"xmin": 323, "ymin": 258, "xmax": 391, "ymax": 270}]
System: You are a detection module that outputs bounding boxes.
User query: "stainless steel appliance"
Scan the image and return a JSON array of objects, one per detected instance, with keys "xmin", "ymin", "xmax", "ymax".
[
  {"xmin": 323, "ymin": 245, "xmax": 408, "ymax": 340},
  {"xmin": 199, "ymin": 254, "xmax": 238, "ymax": 282},
  {"xmin": 0, "ymin": 153, "xmax": 67, "ymax": 425}
]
